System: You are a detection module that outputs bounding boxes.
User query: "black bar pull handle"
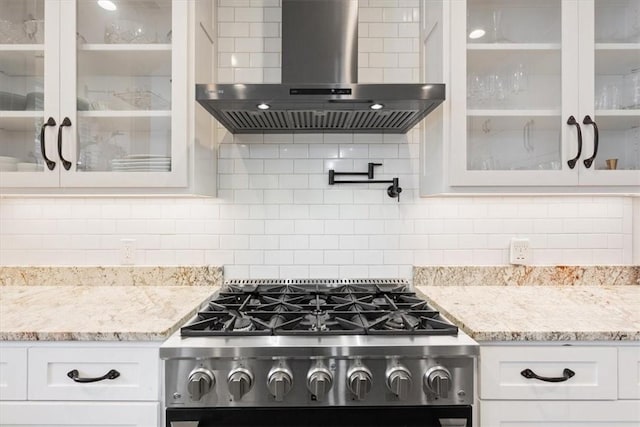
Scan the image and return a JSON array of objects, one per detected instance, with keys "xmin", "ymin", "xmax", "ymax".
[
  {"xmin": 566, "ymin": 115, "xmax": 582, "ymax": 169},
  {"xmin": 67, "ymin": 369, "xmax": 120, "ymax": 383},
  {"xmin": 57, "ymin": 117, "xmax": 73, "ymax": 170},
  {"xmin": 582, "ymin": 115, "xmax": 599, "ymax": 169},
  {"xmin": 40, "ymin": 117, "xmax": 56, "ymax": 170},
  {"xmin": 521, "ymin": 368, "xmax": 575, "ymax": 383}
]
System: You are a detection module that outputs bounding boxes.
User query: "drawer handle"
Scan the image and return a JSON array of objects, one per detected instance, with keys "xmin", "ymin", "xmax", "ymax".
[
  {"xmin": 520, "ymin": 368, "xmax": 575, "ymax": 383},
  {"xmin": 67, "ymin": 369, "xmax": 120, "ymax": 383}
]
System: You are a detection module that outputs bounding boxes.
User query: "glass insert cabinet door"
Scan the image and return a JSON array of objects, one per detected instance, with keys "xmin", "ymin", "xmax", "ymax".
[
  {"xmin": 0, "ymin": 0, "xmax": 60, "ymax": 187},
  {"xmin": 58, "ymin": 0, "xmax": 187, "ymax": 188},
  {"xmin": 449, "ymin": 0, "xmax": 580, "ymax": 187},
  {"xmin": 580, "ymin": 0, "xmax": 640, "ymax": 186}
]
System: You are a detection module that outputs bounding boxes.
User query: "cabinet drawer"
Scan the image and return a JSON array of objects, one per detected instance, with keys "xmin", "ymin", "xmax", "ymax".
[
  {"xmin": 0, "ymin": 401, "xmax": 159, "ymax": 426},
  {"xmin": 480, "ymin": 346, "xmax": 617, "ymax": 400},
  {"xmin": 28, "ymin": 347, "xmax": 159, "ymax": 401},
  {"xmin": 480, "ymin": 400, "xmax": 640, "ymax": 426},
  {"xmin": 619, "ymin": 346, "xmax": 640, "ymax": 399},
  {"xmin": 0, "ymin": 346, "xmax": 27, "ymax": 400}
]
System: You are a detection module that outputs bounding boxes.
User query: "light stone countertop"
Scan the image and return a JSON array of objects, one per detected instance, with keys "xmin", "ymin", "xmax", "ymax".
[
  {"xmin": 417, "ymin": 285, "xmax": 640, "ymax": 342},
  {"xmin": 0, "ymin": 286, "xmax": 217, "ymax": 341}
]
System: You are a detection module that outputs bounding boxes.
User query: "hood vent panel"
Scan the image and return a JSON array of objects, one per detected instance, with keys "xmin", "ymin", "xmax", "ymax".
[{"xmin": 219, "ymin": 109, "xmax": 422, "ymax": 132}]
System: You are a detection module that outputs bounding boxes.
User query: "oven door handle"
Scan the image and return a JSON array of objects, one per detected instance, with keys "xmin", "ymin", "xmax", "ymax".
[{"xmin": 171, "ymin": 423, "xmax": 199, "ymax": 427}]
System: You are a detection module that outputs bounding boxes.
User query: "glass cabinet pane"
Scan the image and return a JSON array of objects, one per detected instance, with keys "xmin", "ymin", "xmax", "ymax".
[
  {"xmin": 0, "ymin": 0, "xmax": 45, "ymax": 44},
  {"xmin": 594, "ymin": 0, "xmax": 640, "ymax": 172},
  {"xmin": 466, "ymin": 0, "xmax": 562, "ymax": 172},
  {"xmin": 0, "ymin": 0, "xmax": 46, "ymax": 173},
  {"xmin": 467, "ymin": 0, "xmax": 561, "ymax": 44},
  {"xmin": 74, "ymin": 0, "xmax": 172, "ymax": 174}
]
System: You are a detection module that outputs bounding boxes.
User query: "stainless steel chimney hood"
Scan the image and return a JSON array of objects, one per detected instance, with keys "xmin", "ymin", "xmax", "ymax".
[{"xmin": 196, "ymin": 0, "xmax": 445, "ymax": 134}]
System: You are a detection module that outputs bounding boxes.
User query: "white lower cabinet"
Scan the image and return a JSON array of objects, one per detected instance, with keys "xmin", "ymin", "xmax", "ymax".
[
  {"xmin": 0, "ymin": 342, "xmax": 161, "ymax": 427},
  {"xmin": 479, "ymin": 344, "xmax": 640, "ymax": 426},
  {"xmin": 481, "ymin": 401, "xmax": 640, "ymax": 426},
  {"xmin": 0, "ymin": 401, "xmax": 159, "ymax": 426}
]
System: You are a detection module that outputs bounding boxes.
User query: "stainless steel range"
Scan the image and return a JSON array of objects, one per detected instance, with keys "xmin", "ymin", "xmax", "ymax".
[{"xmin": 161, "ymin": 279, "xmax": 478, "ymax": 427}]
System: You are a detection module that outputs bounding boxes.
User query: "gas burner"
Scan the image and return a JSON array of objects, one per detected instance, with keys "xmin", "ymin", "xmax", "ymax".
[
  {"xmin": 180, "ymin": 279, "xmax": 458, "ymax": 337},
  {"xmin": 233, "ymin": 317, "xmax": 255, "ymax": 332}
]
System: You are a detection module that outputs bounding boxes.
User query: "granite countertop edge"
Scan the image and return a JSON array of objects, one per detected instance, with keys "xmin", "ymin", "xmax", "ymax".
[
  {"xmin": 416, "ymin": 285, "xmax": 640, "ymax": 342},
  {"xmin": 0, "ymin": 285, "xmax": 218, "ymax": 342}
]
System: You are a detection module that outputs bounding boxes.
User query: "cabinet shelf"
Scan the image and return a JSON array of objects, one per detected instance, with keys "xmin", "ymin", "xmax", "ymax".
[
  {"xmin": 468, "ymin": 43, "xmax": 561, "ymax": 51},
  {"xmin": 468, "ymin": 49, "xmax": 561, "ymax": 74},
  {"xmin": 468, "ymin": 109, "xmax": 561, "ymax": 116},
  {"xmin": 76, "ymin": 112, "xmax": 171, "ymax": 133},
  {"xmin": 80, "ymin": 44, "xmax": 172, "ymax": 52},
  {"xmin": 78, "ymin": 110, "xmax": 171, "ymax": 118},
  {"xmin": 77, "ymin": 48, "xmax": 171, "ymax": 77},
  {"xmin": 0, "ymin": 44, "xmax": 44, "ymax": 51},
  {"xmin": 0, "ymin": 112, "xmax": 44, "ymax": 131},
  {"xmin": 595, "ymin": 43, "xmax": 640, "ymax": 50}
]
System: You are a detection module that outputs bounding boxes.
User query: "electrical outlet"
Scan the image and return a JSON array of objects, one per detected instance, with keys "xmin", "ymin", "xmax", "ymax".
[
  {"xmin": 120, "ymin": 239, "xmax": 136, "ymax": 265},
  {"xmin": 510, "ymin": 238, "xmax": 530, "ymax": 265}
]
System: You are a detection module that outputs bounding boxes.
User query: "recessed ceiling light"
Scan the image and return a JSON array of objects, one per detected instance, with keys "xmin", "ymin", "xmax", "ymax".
[
  {"xmin": 468, "ymin": 29, "xmax": 486, "ymax": 39},
  {"xmin": 257, "ymin": 103, "xmax": 270, "ymax": 110},
  {"xmin": 370, "ymin": 103, "xmax": 384, "ymax": 110},
  {"xmin": 97, "ymin": 0, "xmax": 117, "ymax": 11}
]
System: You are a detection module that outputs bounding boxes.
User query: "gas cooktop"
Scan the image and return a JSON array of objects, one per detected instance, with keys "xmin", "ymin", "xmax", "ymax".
[{"xmin": 180, "ymin": 279, "xmax": 458, "ymax": 337}]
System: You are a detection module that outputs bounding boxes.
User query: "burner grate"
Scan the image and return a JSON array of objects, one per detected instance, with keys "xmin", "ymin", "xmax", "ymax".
[{"xmin": 181, "ymin": 279, "xmax": 458, "ymax": 337}]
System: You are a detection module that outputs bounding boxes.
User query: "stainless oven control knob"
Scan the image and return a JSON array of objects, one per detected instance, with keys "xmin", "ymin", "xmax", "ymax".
[
  {"xmin": 307, "ymin": 367, "xmax": 333, "ymax": 399},
  {"xmin": 267, "ymin": 366, "xmax": 293, "ymax": 402},
  {"xmin": 227, "ymin": 368, "xmax": 253, "ymax": 401},
  {"xmin": 424, "ymin": 366, "xmax": 452, "ymax": 399},
  {"xmin": 187, "ymin": 368, "xmax": 215, "ymax": 401},
  {"xmin": 347, "ymin": 366, "xmax": 373, "ymax": 400},
  {"xmin": 386, "ymin": 366, "xmax": 412, "ymax": 400}
]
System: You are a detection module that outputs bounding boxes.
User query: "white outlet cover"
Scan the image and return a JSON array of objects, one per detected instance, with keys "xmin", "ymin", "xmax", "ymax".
[
  {"xmin": 509, "ymin": 238, "xmax": 530, "ymax": 265},
  {"xmin": 120, "ymin": 239, "xmax": 136, "ymax": 265}
]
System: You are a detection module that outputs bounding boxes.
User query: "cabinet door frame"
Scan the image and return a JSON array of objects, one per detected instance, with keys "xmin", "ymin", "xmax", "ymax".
[
  {"xmin": 0, "ymin": 0, "xmax": 61, "ymax": 189},
  {"xmin": 58, "ymin": 0, "xmax": 188, "ymax": 189},
  {"xmin": 576, "ymin": 0, "xmax": 640, "ymax": 187},
  {"xmin": 448, "ymin": 0, "xmax": 581, "ymax": 187}
]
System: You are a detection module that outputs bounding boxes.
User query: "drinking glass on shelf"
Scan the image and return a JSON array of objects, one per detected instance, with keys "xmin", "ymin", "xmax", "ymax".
[
  {"xmin": 624, "ymin": 68, "xmax": 640, "ymax": 109},
  {"xmin": 491, "ymin": 9, "xmax": 511, "ymax": 43},
  {"xmin": 510, "ymin": 63, "xmax": 528, "ymax": 94},
  {"xmin": 596, "ymin": 83, "xmax": 621, "ymax": 109}
]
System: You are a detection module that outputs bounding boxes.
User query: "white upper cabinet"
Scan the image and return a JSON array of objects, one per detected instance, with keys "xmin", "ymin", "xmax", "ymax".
[
  {"xmin": 0, "ymin": 0, "xmax": 216, "ymax": 195},
  {"xmin": 422, "ymin": 0, "xmax": 639, "ymax": 194}
]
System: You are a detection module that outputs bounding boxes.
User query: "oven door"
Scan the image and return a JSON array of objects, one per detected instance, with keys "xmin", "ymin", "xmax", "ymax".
[{"xmin": 166, "ymin": 406, "xmax": 472, "ymax": 427}]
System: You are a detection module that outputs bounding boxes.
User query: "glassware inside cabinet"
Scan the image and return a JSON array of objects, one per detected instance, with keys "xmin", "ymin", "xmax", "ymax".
[
  {"xmin": 593, "ymin": 0, "xmax": 640, "ymax": 173},
  {"xmin": 466, "ymin": 116, "xmax": 562, "ymax": 171},
  {"xmin": 595, "ymin": 0, "xmax": 640, "ymax": 43},
  {"xmin": 467, "ymin": 0, "xmax": 560, "ymax": 44},
  {"xmin": 0, "ymin": 0, "xmax": 45, "ymax": 45},
  {"xmin": 74, "ymin": 0, "xmax": 173, "ymax": 175},
  {"xmin": 76, "ymin": 0, "xmax": 172, "ymax": 45},
  {"xmin": 466, "ymin": 0, "xmax": 563, "ymax": 172},
  {"xmin": 75, "ymin": 116, "xmax": 171, "ymax": 173},
  {"xmin": 0, "ymin": 117, "xmax": 46, "ymax": 172}
]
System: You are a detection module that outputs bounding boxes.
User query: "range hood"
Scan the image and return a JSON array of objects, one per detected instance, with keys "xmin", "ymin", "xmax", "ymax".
[{"xmin": 196, "ymin": 0, "xmax": 445, "ymax": 134}]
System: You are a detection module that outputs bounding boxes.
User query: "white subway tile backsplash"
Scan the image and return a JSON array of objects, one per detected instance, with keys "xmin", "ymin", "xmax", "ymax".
[
  {"xmin": 234, "ymin": 7, "xmax": 264, "ymax": 22},
  {"xmin": 293, "ymin": 189, "xmax": 324, "ymax": 204},
  {"xmin": 0, "ymin": 1, "xmax": 633, "ymax": 274},
  {"xmin": 218, "ymin": 7, "xmax": 234, "ymax": 21},
  {"xmin": 235, "ymin": 38, "xmax": 264, "ymax": 53},
  {"xmin": 294, "ymin": 250, "xmax": 324, "ymax": 265},
  {"xmin": 280, "ymin": 144, "xmax": 309, "ymax": 159},
  {"xmin": 359, "ymin": 8, "xmax": 383, "ymax": 22},
  {"xmin": 219, "ymin": 22, "xmax": 250, "ymax": 37}
]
